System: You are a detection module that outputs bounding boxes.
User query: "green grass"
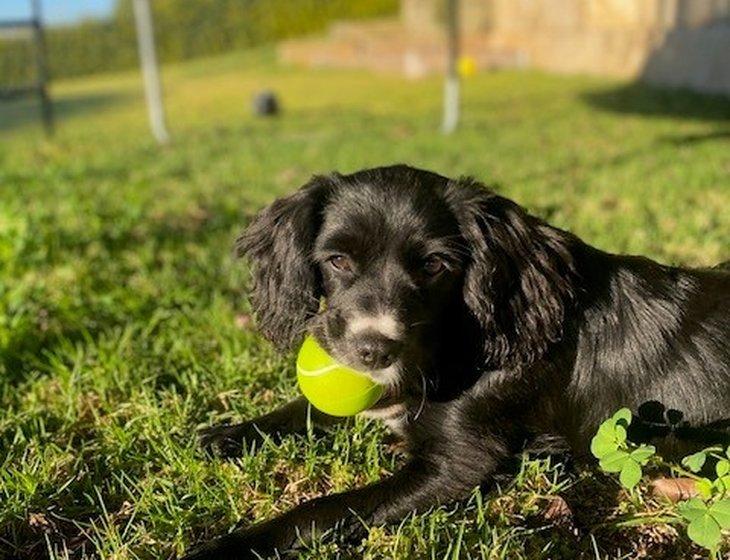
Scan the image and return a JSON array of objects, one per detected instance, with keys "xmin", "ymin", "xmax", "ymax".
[{"xmin": 1, "ymin": 47, "xmax": 729, "ymax": 559}]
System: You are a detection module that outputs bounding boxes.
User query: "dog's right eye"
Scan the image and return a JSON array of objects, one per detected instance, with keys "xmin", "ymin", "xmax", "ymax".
[
  {"xmin": 327, "ymin": 255, "xmax": 353, "ymax": 273},
  {"xmin": 423, "ymin": 254, "xmax": 446, "ymax": 276}
]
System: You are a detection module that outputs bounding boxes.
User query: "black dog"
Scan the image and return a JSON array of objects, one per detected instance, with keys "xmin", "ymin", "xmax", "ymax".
[{"xmin": 185, "ymin": 165, "xmax": 730, "ymax": 559}]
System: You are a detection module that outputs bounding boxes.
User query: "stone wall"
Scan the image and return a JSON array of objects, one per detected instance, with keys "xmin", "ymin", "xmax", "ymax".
[
  {"xmin": 400, "ymin": 0, "xmax": 730, "ymax": 93},
  {"xmin": 280, "ymin": 0, "xmax": 730, "ymax": 94}
]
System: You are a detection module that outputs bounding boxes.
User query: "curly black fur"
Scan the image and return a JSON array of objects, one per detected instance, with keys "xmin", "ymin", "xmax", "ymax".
[
  {"xmin": 443, "ymin": 179, "xmax": 578, "ymax": 368},
  {"xmin": 235, "ymin": 174, "xmax": 336, "ymax": 349}
]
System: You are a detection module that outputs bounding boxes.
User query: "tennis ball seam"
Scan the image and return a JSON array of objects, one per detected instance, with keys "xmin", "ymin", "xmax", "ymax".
[
  {"xmin": 296, "ymin": 364, "xmax": 344, "ymax": 377},
  {"xmin": 296, "ymin": 335, "xmax": 383, "ymax": 416}
]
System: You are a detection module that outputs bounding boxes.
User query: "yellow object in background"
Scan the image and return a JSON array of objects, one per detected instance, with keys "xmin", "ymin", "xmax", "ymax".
[{"xmin": 458, "ymin": 56, "xmax": 477, "ymax": 78}]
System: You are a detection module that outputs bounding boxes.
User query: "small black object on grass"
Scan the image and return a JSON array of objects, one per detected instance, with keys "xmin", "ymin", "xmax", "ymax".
[{"xmin": 252, "ymin": 91, "xmax": 279, "ymax": 116}]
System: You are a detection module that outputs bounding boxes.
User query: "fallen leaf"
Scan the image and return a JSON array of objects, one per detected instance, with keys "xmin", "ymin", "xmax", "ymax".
[
  {"xmin": 650, "ymin": 477, "xmax": 698, "ymax": 502},
  {"xmin": 541, "ymin": 495, "xmax": 578, "ymax": 535}
]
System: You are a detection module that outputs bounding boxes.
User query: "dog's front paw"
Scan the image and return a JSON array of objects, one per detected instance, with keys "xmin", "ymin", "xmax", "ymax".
[
  {"xmin": 180, "ymin": 533, "xmax": 258, "ymax": 560},
  {"xmin": 179, "ymin": 538, "xmax": 251, "ymax": 560},
  {"xmin": 178, "ymin": 541, "xmax": 222, "ymax": 560},
  {"xmin": 198, "ymin": 422, "xmax": 265, "ymax": 458},
  {"xmin": 181, "ymin": 524, "xmax": 290, "ymax": 560}
]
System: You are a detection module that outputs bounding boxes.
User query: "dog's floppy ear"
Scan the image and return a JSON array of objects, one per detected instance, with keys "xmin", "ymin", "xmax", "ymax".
[
  {"xmin": 236, "ymin": 175, "xmax": 336, "ymax": 350},
  {"xmin": 446, "ymin": 178, "xmax": 577, "ymax": 369}
]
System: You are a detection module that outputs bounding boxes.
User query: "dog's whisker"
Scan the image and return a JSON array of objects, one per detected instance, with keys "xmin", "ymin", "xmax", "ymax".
[{"xmin": 412, "ymin": 368, "xmax": 428, "ymax": 422}]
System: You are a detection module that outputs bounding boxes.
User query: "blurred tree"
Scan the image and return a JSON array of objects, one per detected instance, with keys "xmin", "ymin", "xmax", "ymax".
[{"xmin": 0, "ymin": 0, "xmax": 398, "ymax": 82}]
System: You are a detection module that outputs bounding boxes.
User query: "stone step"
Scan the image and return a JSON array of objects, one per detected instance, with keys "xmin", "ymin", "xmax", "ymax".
[
  {"xmin": 279, "ymin": 14, "xmax": 525, "ymax": 77},
  {"xmin": 280, "ymin": 3, "xmax": 730, "ymax": 93},
  {"xmin": 280, "ymin": 31, "xmax": 522, "ymax": 77},
  {"xmin": 328, "ymin": 18, "xmax": 406, "ymax": 42},
  {"xmin": 280, "ymin": 37, "xmax": 404, "ymax": 73}
]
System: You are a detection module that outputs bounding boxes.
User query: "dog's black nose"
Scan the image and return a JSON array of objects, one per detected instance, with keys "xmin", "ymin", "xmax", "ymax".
[{"xmin": 355, "ymin": 334, "xmax": 401, "ymax": 370}]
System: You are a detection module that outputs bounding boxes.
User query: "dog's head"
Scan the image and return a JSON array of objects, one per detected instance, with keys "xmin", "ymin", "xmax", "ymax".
[{"xmin": 238, "ymin": 165, "xmax": 576, "ymax": 401}]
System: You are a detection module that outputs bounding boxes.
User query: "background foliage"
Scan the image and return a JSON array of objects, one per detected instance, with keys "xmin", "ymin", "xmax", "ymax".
[{"xmin": 0, "ymin": 0, "xmax": 398, "ymax": 83}]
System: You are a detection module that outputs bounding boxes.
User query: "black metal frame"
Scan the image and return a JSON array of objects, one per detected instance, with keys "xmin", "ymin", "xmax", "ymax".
[{"xmin": 0, "ymin": 0, "xmax": 53, "ymax": 134}]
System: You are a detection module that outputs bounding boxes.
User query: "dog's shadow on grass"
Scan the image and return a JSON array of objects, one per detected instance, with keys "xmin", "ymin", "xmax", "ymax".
[
  {"xmin": 657, "ymin": 129, "xmax": 730, "ymax": 146},
  {"xmin": 509, "ymin": 83, "xmax": 730, "ymax": 187},
  {"xmin": 514, "ymin": 125, "xmax": 730, "ymax": 186},
  {"xmin": 582, "ymin": 82, "xmax": 730, "ymax": 123},
  {"xmin": 572, "ymin": 83, "xmax": 730, "ymax": 182}
]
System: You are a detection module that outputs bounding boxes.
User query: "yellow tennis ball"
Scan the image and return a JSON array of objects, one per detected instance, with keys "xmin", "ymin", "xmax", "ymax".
[
  {"xmin": 296, "ymin": 335, "xmax": 383, "ymax": 417},
  {"xmin": 458, "ymin": 56, "xmax": 477, "ymax": 78}
]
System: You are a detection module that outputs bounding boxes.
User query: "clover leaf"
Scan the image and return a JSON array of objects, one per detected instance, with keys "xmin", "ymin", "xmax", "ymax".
[
  {"xmin": 591, "ymin": 409, "xmax": 633, "ymax": 460},
  {"xmin": 679, "ymin": 498, "xmax": 730, "ymax": 550},
  {"xmin": 591, "ymin": 429, "xmax": 618, "ymax": 458},
  {"xmin": 619, "ymin": 459, "xmax": 642, "ymax": 490},
  {"xmin": 679, "ymin": 497, "xmax": 709, "ymax": 522},
  {"xmin": 598, "ymin": 448, "xmax": 654, "ymax": 490},
  {"xmin": 631, "ymin": 445, "xmax": 656, "ymax": 465},
  {"xmin": 714, "ymin": 475, "xmax": 730, "ymax": 494},
  {"xmin": 696, "ymin": 478, "xmax": 714, "ymax": 499},
  {"xmin": 592, "ymin": 411, "xmax": 655, "ymax": 491},
  {"xmin": 599, "ymin": 450, "xmax": 630, "ymax": 473},
  {"xmin": 709, "ymin": 499, "xmax": 730, "ymax": 530},
  {"xmin": 594, "ymin": 412, "xmax": 730, "ymax": 552},
  {"xmin": 682, "ymin": 451, "xmax": 707, "ymax": 473},
  {"xmin": 687, "ymin": 513, "xmax": 722, "ymax": 550},
  {"xmin": 612, "ymin": 407, "xmax": 632, "ymax": 426}
]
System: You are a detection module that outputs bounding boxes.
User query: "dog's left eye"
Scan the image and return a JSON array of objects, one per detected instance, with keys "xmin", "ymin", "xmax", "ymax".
[
  {"xmin": 423, "ymin": 254, "xmax": 446, "ymax": 276},
  {"xmin": 327, "ymin": 254, "xmax": 353, "ymax": 272}
]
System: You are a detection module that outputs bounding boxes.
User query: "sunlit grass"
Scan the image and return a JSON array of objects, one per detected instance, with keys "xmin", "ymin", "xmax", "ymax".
[{"xmin": 1, "ymin": 47, "xmax": 728, "ymax": 559}]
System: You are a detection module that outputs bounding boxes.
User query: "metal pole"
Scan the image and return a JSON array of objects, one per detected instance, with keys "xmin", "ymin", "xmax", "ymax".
[
  {"xmin": 132, "ymin": 0, "xmax": 170, "ymax": 145},
  {"xmin": 31, "ymin": 0, "xmax": 53, "ymax": 136},
  {"xmin": 442, "ymin": 0, "xmax": 460, "ymax": 134}
]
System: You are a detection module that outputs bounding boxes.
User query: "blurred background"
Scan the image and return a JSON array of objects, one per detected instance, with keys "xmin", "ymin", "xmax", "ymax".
[
  {"xmin": 0, "ymin": 2, "xmax": 729, "ymax": 559},
  {"xmin": 2, "ymin": 0, "xmax": 729, "ymax": 138},
  {"xmin": 2, "ymin": 1, "xmax": 730, "ymax": 87}
]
